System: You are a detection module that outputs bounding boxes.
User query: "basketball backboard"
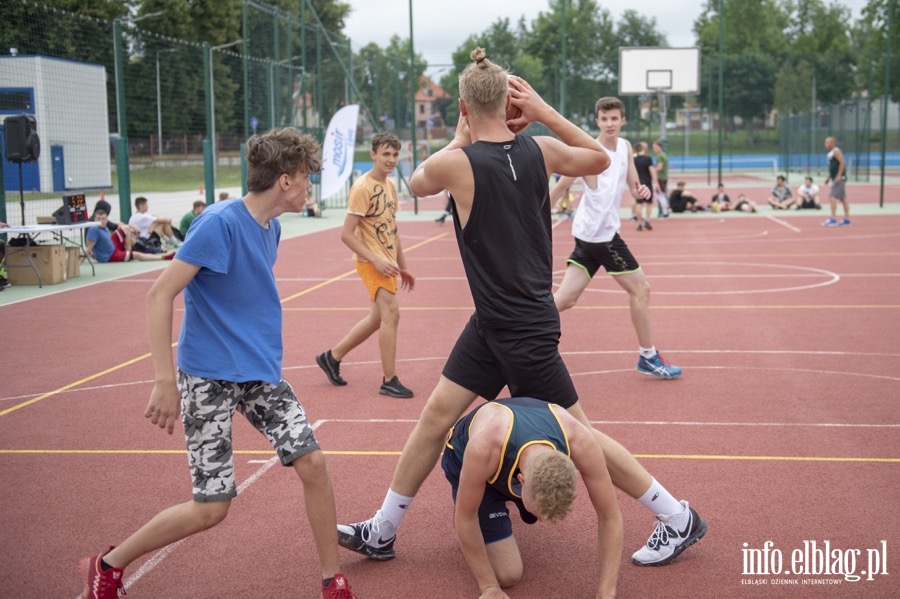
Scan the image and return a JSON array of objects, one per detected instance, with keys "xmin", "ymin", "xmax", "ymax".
[{"xmin": 618, "ymin": 47, "xmax": 701, "ymax": 95}]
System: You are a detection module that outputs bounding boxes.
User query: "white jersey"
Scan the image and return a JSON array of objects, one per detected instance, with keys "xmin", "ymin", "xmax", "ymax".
[{"xmin": 571, "ymin": 138, "xmax": 629, "ymax": 243}]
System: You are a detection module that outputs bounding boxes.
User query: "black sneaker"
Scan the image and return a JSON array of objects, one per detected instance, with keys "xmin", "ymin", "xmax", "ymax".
[
  {"xmin": 631, "ymin": 500, "xmax": 707, "ymax": 566},
  {"xmin": 0, "ymin": 276, "xmax": 9, "ymax": 291},
  {"xmin": 316, "ymin": 350, "xmax": 347, "ymax": 386},
  {"xmin": 337, "ymin": 513, "xmax": 396, "ymax": 561},
  {"xmin": 379, "ymin": 376, "xmax": 413, "ymax": 398},
  {"xmin": 643, "ymin": 220, "xmax": 653, "ymax": 231}
]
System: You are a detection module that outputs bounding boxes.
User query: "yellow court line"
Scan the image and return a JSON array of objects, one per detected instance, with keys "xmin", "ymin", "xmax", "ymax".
[
  {"xmin": 0, "ymin": 354, "xmax": 152, "ymax": 418},
  {"xmin": 279, "ymin": 231, "xmax": 449, "ymax": 305},
  {"xmin": 0, "ymin": 449, "xmax": 897, "ymax": 463},
  {"xmin": 0, "ymin": 231, "xmax": 451, "ymax": 420},
  {"xmin": 283, "ymin": 304, "xmax": 900, "ymax": 312}
]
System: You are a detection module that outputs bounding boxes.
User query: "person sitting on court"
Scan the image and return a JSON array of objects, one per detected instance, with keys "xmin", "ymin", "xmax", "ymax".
[
  {"xmin": 796, "ymin": 176, "xmax": 822, "ymax": 209},
  {"xmin": 732, "ymin": 194, "xmax": 759, "ymax": 213},
  {"xmin": 443, "ymin": 397, "xmax": 622, "ymax": 598},
  {"xmin": 668, "ymin": 181, "xmax": 700, "ymax": 213},
  {"xmin": 709, "ymin": 183, "xmax": 731, "ymax": 212},
  {"xmin": 89, "ymin": 199, "xmax": 120, "ymax": 233},
  {"xmin": 766, "ymin": 175, "xmax": 795, "ymax": 209},
  {"xmin": 86, "ymin": 208, "xmax": 174, "ymax": 262},
  {"xmin": 128, "ymin": 196, "xmax": 181, "ymax": 247}
]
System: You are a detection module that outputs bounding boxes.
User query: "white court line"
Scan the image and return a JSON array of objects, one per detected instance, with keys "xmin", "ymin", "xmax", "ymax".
[
  {"xmin": 6, "ymin": 350, "xmax": 900, "ymax": 405},
  {"xmin": 76, "ymin": 421, "xmax": 323, "ymax": 598},
  {"xmin": 765, "ymin": 214, "xmax": 802, "ymax": 232}
]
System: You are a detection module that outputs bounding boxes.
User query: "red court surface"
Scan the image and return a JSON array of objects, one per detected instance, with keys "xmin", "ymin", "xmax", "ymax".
[{"xmin": 1, "ymin": 208, "xmax": 899, "ymax": 598}]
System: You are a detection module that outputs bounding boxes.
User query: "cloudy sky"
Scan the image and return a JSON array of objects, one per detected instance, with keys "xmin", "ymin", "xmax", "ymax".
[{"xmin": 344, "ymin": 0, "xmax": 869, "ymax": 77}]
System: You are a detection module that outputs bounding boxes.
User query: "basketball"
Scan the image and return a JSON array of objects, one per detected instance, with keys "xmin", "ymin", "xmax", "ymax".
[{"xmin": 506, "ymin": 105, "xmax": 528, "ymax": 133}]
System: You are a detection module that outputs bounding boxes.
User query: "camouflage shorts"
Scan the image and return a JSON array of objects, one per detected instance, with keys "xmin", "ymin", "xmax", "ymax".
[{"xmin": 178, "ymin": 372, "xmax": 320, "ymax": 502}]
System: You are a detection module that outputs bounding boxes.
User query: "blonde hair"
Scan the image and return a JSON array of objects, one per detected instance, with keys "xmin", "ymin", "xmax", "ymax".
[
  {"xmin": 527, "ymin": 450, "xmax": 578, "ymax": 523},
  {"xmin": 458, "ymin": 47, "xmax": 509, "ymax": 118},
  {"xmin": 246, "ymin": 128, "xmax": 322, "ymax": 193}
]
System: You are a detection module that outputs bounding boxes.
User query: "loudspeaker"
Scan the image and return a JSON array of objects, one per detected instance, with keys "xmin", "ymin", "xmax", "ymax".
[{"xmin": 3, "ymin": 114, "xmax": 40, "ymax": 163}]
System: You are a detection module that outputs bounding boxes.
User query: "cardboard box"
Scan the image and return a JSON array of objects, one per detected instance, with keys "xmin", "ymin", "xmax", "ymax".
[
  {"xmin": 65, "ymin": 246, "xmax": 81, "ymax": 279},
  {"xmin": 5, "ymin": 244, "xmax": 68, "ymax": 286}
]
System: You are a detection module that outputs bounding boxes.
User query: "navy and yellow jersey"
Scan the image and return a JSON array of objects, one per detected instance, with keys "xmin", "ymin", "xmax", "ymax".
[{"xmin": 444, "ymin": 397, "xmax": 571, "ymax": 502}]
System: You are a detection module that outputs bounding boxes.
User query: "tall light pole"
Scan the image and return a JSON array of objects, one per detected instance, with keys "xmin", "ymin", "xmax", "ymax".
[
  {"xmin": 155, "ymin": 48, "xmax": 175, "ymax": 156},
  {"xmin": 112, "ymin": 9, "xmax": 164, "ymax": 222},
  {"xmin": 209, "ymin": 39, "xmax": 242, "ymax": 179}
]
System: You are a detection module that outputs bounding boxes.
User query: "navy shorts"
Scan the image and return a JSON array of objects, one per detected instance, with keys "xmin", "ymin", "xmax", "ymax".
[
  {"xmin": 441, "ymin": 312, "xmax": 578, "ymax": 409},
  {"xmin": 442, "ymin": 449, "xmax": 536, "ymax": 543},
  {"xmin": 566, "ymin": 233, "xmax": 641, "ymax": 277}
]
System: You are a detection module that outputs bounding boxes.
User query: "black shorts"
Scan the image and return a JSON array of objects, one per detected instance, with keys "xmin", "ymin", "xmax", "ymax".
[
  {"xmin": 442, "ymin": 312, "xmax": 578, "ymax": 409},
  {"xmin": 566, "ymin": 233, "xmax": 641, "ymax": 277},
  {"xmin": 442, "ymin": 449, "xmax": 537, "ymax": 544}
]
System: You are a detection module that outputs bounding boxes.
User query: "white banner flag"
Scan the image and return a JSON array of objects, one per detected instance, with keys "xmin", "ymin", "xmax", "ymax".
[{"xmin": 320, "ymin": 104, "xmax": 360, "ymax": 200}]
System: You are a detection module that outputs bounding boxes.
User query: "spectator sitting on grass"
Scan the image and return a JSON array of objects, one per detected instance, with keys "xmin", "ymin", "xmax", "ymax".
[{"xmin": 179, "ymin": 200, "xmax": 206, "ymax": 237}]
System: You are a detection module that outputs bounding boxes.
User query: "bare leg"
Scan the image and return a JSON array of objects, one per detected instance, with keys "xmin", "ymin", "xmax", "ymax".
[
  {"xmin": 485, "ymin": 536, "xmax": 524, "ymax": 588},
  {"xmin": 554, "ymin": 264, "xmax": 592, "ymax": 312},
  {"xmin": 565, "ymin": 402, "xmax": 652, "ymax": 498},
  {"xmin": 374, "ymin": 288, "xmax": 401, "ymax": 380},
  {"xmin": 103, "ymin": 500, "xmax": 230, "ymax": 569},
  {"xmin": 292, "ymin": 450, "xmax": 342, "ymax": 579},
  {"xmin": 332, "ymin": 302, "xmax": 381, "ymax": 362},
  {"xmin": 389, "ymin": 377, "xmax": 477, "ymax": 496},
  {"xmin": 611, "ymin": 269, "xmax": 653, "ymax": 349}
]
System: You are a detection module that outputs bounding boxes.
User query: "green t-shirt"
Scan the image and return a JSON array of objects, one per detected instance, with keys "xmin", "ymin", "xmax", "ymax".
[
  {"xmin": 655, "ymin": 151, "xmax": 669, "ymax": 180},
  {"xmin": 179, "ymin": 211, "xmax": 196, "ymax": 234}
]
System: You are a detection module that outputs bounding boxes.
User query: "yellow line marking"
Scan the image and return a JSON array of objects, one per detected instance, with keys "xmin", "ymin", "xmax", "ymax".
[
  {"xmin": 0, "ymin": 449, "xmax": 897, "ymax": 463},
  {"xmin": 283, "ymin": 304, "xmax": 900, "ymax": 312},
  {"xmin": 0, "ymin": 232, "xmax": 450, "ymax": 420},
  {"xmin": 0, "ymin": 354, "xmax": 152, "ymax": 418}
]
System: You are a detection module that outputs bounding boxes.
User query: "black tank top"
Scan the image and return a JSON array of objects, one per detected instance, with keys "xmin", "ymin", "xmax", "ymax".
[{"xmin": 453, "ymin": 136, "xmax": 556, "ymax": 327}]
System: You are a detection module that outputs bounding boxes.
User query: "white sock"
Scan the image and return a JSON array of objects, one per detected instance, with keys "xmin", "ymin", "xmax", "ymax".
[
  {"xmin": 378, "ymin": 489, "xmax": 413, "ymax": 530},
  {"xmin": 637, "ymin": 478, "xmax": 684, "ymax": 517},
  {"xmin": 639, "ymin": 346, "xmax": 657, "ymax": 359}
]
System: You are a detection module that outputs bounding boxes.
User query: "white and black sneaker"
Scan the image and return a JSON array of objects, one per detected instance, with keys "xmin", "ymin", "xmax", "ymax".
[
  {"xmin": 337, "ymin": 512, "xmax": 396, "ymax": 561},
  {"xmin": 632, "ymin": 500, "xmax": 707, "ymax": 566}
]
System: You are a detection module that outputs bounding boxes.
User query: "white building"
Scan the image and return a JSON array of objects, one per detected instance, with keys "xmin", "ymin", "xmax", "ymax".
[{"xmin": 0, "ymin": 55, "xmax": 111, "ymax": 193}]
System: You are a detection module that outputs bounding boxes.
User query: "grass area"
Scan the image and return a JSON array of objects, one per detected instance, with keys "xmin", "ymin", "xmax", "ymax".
[{"xmin": 114, "ymin": 164, "xmax": 243, "ymax": 193}]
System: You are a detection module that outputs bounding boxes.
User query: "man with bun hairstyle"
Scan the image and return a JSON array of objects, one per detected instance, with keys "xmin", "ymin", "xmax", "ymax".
[{"xmin": 337, "ymin": 49, "xmax": 706, "ymax": 589}]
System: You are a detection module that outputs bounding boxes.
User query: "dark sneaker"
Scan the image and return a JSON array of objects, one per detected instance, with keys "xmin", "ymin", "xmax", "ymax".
[
  {"xmin": 379, "ymin": 376, "xmax": 413, "ymax": 398},
  {"xmin": 643, "ymin": 220, "xmax": 653, "ymax": 231},
  {"xmin": 636, "ymin": 352, "xmax": 682, "ymax": 379},
  {"xmin": 316, "ymin": 350, "xmax": 347, "ymax": 386},
  {"xmin": 322, "ymin": 573, "xmax": 358, "ymax": 599},
  {"xmin": 434, "ymin": 214, "xmax": 447, "ymax": 224},
  {"xmin": 78, "ymin": 546, "xmax": 125, "ymax": 598},
  {"xmin": 338, "ymin": 513, "xmax": 397, "ymax": 561},
  {"xmin": 636, "ymin": 223, "xmax": 643, "ymax": 231},
  {"xmin": 632, "ymin": 501, "xmax": 707, "ymax": 566}
]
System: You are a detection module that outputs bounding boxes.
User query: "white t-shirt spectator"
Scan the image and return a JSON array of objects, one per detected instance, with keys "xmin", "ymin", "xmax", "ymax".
[{"xmin": 129, "ymin": 213, "xmax": 156, "ymax": 238}]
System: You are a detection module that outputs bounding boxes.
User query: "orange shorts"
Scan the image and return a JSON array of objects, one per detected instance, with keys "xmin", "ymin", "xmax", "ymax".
[{"xmin": 355, "ymin": 260, "xmax": 397, "ymax": 301}]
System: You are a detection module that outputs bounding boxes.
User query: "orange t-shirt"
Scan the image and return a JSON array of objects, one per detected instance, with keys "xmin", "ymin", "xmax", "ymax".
[{"xmin": 346, "ymin": 172, "xmax": 399, "ymax": 263}]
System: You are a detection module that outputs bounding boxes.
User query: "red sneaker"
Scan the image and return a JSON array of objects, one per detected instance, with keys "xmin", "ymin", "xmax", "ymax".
[
  {"xmin": 322, "ymin": 573, "xmax": 358, "ymax": 598},
  {"xmin": 78, "ymin": 546, "xmax": 125, "ymax": 598}
]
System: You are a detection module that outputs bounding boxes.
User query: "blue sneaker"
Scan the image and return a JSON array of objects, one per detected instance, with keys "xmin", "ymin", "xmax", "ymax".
[
  {"xmin": 637, "ymin": 352, "xmax": 682, "ymax": 379},
  {"xmin": 821, "ymin": 217, "xmax": 838, "ymax": 227},
  {"xmin": 838, "ymin": 218, "xmax": 851, "ymax": 227}
]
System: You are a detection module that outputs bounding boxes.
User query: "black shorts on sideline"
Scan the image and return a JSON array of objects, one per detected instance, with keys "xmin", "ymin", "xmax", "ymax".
[
  {"xmin": 566, "ymin": 233, "xmax": 641, "ymax": 277},
  {"xmin": 442, "ymin": 312, "xmax": 578, "ymax": 409}
]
